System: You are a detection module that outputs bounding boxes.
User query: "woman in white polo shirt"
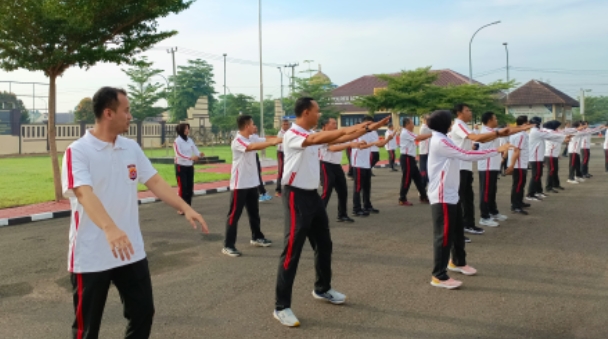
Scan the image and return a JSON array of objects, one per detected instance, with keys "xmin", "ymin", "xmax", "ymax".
[
  {"xmin": 173, "ymin": 123, "xmax": 202, "ymax": 214},
  {"xmin": 62, "ymin": 87, "xmax": 208, "ymax": 339}
]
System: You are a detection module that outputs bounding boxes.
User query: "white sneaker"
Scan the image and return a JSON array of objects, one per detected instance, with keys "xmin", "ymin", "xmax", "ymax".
[
  {"xmin": 525, "ymin": 196, "xmax": 541, "ymax": 201},
  {"xmin": 575, "ymin": 177, "xmax": 586, "ymax": 183},
  {"xmin": 479, "ymin": 218, "xmax": 499, "ymax": 227},
  {"xmin": 273, "ymin": 308, "xmax": 300, "ymax": 327},
  {"xmin": 567, "ymin": 179, "xmax": 579, "ymax": 184},
  {"xmin": 312, "ymin": 288, "xmax": 346, "ymax": 304},
  {"xmin": 491, "ymin": 213, "xmax": 508, "ymax": 221},
  {"xmin": 535, "ymin": 193, "xmax": 547, "ymax": 199}
]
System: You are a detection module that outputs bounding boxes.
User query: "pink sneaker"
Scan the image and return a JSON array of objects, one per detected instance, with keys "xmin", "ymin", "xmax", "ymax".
[
  {"xmin": 448, "ymin": 262, "xmax": 477, "ymax": 276},
  {"xmin": 430, "ymin": 277, "xmax": 462, "ymax": 290}
]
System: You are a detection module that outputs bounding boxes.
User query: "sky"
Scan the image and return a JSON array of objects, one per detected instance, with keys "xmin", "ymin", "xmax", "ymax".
[{"xmin": 1, "ymin": 0, "xmax": 607, "ymax": 113}]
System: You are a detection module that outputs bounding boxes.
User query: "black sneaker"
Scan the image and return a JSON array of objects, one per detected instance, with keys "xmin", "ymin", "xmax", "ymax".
[
  {"xmin": 522, "ymin": 203, "xmax": 531, "ymax": 208},
  {"xmin": 555, "ymin": 186, "xmax": 565, "ymax": 190},
  {"xmin": 511, "ymin": 208, "xmax": 528, "ymax": 215},
  {"xmin": 353, "ymin": 210, "xmax": 370, "ymax": 217},
  {"xmin": 391, "ymin": 168, "xmax": 399, "ymax": 172},
  {"xmin": 547, "ymin": 189, "xmax": 559, "ymax": 193},
  {"xmin": 419, "ymin": 197, "xmax": 430, "ymax": 204},
  {"xmin": 584, "ymin": 174, "xmax": 592, "ymax": 178},
  {"xmin": 465, "ymin": 237, "xmax": 471, "ymax": 243},
  {"xmin": 365, "ymin": 207, "xmax": 380, "ymax": 214},
  {"xmin": 222, "ymin": 247, "xmax": 242, "ymax": 257},
  {"xmin": 337, "ymin": 215, "xmax": 355, "ymax": 223},
  {"xmin": 250, "ymin": 238, "xmax": 272, "ymax": 247},
  {"xmin": 464, "ymin": 226, "xmax": 485, "ymax": 235}
]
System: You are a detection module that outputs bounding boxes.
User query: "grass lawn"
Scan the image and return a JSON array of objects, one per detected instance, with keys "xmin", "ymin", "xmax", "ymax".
[{"xmin": 0, "ymin": 146, "xmax": 397, "ymax": 209}]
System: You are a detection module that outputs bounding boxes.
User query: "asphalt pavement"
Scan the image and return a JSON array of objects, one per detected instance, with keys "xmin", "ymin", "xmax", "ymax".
[{"xmin": 1, "ymin": 147, "xmax": 607, "ymax": 339}]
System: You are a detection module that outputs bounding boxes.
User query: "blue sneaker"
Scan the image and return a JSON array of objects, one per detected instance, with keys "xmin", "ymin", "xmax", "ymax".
[{"xmin": 263, "ymin": 193, "xmax": 272, "ymax": 201}]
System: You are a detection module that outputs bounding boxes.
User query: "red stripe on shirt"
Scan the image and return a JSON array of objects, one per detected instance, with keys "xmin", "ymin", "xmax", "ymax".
[
  {"xmin": 289, "ymin": 129, "xmax": 309, "ymax": 138},
  {"xmin": 458, "ymin": 124, "xmax": 470, "ymax": 135},
  {"xmin": 66, "ymin": 147, "xmax": 74, "ymax": 189},
  {"xmin": 441, "ymin": 139, "xmax": 495, "ymax": 155}
]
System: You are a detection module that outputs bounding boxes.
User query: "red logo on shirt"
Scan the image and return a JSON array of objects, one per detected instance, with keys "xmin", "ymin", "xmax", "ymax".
[{"xmin": 127, "ymin": 164, "xmax": 138, "ymax": 181}]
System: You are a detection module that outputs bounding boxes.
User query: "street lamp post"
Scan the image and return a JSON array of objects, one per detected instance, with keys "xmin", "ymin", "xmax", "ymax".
[
  {"xmin": 503, "ymin": 42, "xmax": 510, "ymax": 99},
  {"xmin": 223, "ymin": 53, "xmax": 227, "ymax": 116},
  {"xmin": 469, "ymin": 21, "xmax": 501, "ymax": 83},
  {"xmin": 277, "ymin": 67, "xmax": 284, "ymax": 113},
  {"xmin": 580, "ymin": 89, "xmax": 592, "ymax": 121},
  {"xmin": 258, "ymin": 0, "xmax": 266, "ymax": 158}
]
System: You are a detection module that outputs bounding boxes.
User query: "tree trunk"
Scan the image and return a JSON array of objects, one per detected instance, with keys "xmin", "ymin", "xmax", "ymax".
[{"xmin": 48, "ymin": 74, "xmax": 63, "ymax": 202}]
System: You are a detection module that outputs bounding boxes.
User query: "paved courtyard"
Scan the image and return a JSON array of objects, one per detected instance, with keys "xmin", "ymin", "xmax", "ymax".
[{"xmin": 0, "ymin": 148, "xmax": 607, "ymax": 338}]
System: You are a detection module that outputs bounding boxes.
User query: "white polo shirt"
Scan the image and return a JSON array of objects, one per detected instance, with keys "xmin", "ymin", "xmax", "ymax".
[
  {"xmin": 384, "ymin": 129, "xmax": 397, "ymax": 151},
  {"xmin": 174, "ymin": 136, "xmax": 200, "ymax": 166},
  {"xmin": 61, "ymin": 130, "xmax": 157, "ymax": 273},
  {"xmin": 320, "ymin": 143, "xmax": 344, "ymax": 165},
  {"xmin": 230, "ymin": 133, "xmax": 261, "ymax": 190},
  {"xmin": 528, "ymin": 127, "xmax": 566, "ymax": 162},
  {"xmin": 509, "ymin": 131, "xmax": 529, "ymax": 169},
  {"xmin": 581, "ymin": 131, "xmax": 591, "ymax": 150},
  {"xmin": 368, "ymin": 130, "xmax": 380, "ymax": 152},
  {"xmin": 277, "ymin": 128, "xmax": 288, "ymax": 152},
  {"xmin": 604, "ymin": 131, "xmax": 608, "ymax": 150},
  {"xmin": 418, "ymin": 124, "xmax": 432, "ymax": 155},
  {"xmin": 399, "ymin": 129, "xmax": 418, "ymax": 157},
  {"xmin": 477, "ymin": 125, "xmax": 503, "ymax": 171},
  {"xmin": 351, "ymin": 133, "xmax": 373, "ymax": 169},
  {"xmin": 281, "ymin": 123, "xmax": 321, "ymax": 190},
  {"xmin": 449, "ymin": 118, "xmax": 476, "ymax": 171},
  {"xmin": 427, "ymin": 132, "xmax": 499, "ymax": 205}
]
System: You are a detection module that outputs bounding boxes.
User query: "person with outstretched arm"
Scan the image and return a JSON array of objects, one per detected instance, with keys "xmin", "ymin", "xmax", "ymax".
[
  {"xmin": 275, "ymin": 118, "xmax": 291, "ymax": 197},
  {"xmin": 223, "ymin": 115, "xmax": 283, "ymax": 257},
  {"xmin": 398, "ymin": 117, "xmax": 432, "ymax": 206},
  {"xmin": 273, "ymin": 97, "xmax": 388, "ymax": 327},
  {"xmin": 62, "ymin": 87, "xmax": 208, "ymax": 339},
  {"xmin": 384, "ymin": 123, "xmax": 398, "ymax": 171},
  {"xmin": 426, "ymin": 110, "xmax": 512, "ymax": 290},
  {"xmin": 319, "ymin": 117, "xmax": 368, "ymax": 223}
]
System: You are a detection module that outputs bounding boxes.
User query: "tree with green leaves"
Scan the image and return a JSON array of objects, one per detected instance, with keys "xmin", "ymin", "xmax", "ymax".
[
  {"xmin": 122, "ymin": 57, "xmax": 166, "ymax": 121},
  {"xmin": 283, "ymin": 76, "xmax": 339, "ymax": 119},
  {"xmin": 0, "ymin": 91, "xmax": 29, "ymax": 123},
  {"xmin": 573, "ymin": 95, "xmax": 608, "ymax": 124},
  {"xmin": 0, "ymin": 0, "xmax": 194, "ymax": 201},
  {"xmin": 74, "ymin": 97, "xmax": 95, "ymax": 123},
  {"xmin": 354, "ymin": 67, "xmax": 515, "ymax": 124},
  {"xmin": 211, "ymin": 94, "xmax": 256, "ymax": 133},
  {"xmin": 169, "ymin": 59, "xmax": 216, "ymax": 122}
]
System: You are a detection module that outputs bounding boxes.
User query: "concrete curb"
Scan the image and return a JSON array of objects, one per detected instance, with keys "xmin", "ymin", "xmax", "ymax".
[
  {"xmin": 0, "ymin": 180, "xmax": 277, "ymax": 227},
  {"xmin": 0, "ymin": 164, "xmax": 394, "ymax": 227}
]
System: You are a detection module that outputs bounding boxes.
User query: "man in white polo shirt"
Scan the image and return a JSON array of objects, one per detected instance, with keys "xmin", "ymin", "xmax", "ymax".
[
  {"xmin": 398, "ymin": 117, "xmax": 432, "ymax": 206},
  {"xmin": 223, "ymin": 115, "xmax": 283, "ymax": 257},
  {"xmin": 418, "ymin": 115, "xmax": 432, "ymax": 185},
  {"xmin": 384, "ymin": 123, "xmax": 398, "ymax": 171},
  {"xmin": 477, "ymin": 112, "xmax": 510, "ymax": 227},
  {"xmin": 61, "ymin": 87, "xmax": 208, "ymax": 339},
  {"xmin": 275, "ymin": 118, "xmax": 291, "ymax": 197},
  {"xmin": 273, "ymin": 97, "xmax": 387, "ymax": 327},
  {"xmin": 319, "ymin": 117, "xmax": 367, "ymax": 223},
  {"xmin": 351, "ymin": 118, "xmax": 393, "ymax": 216},
  {"xmin": 450, "ymin": 104, "xmax": 522, "ymax": 235}
]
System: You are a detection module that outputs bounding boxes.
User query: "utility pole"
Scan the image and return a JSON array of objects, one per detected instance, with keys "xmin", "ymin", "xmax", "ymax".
[
  {"xmin": 285, "ymin": 63, "xmax": 299, "ymax": 94},
  {"xmin": 223, "ymin": 53, "xmax": 227, "ymax": 116},
  {"xmin": 503, "ymin": 42, "xmax": 509, "ymax": 99},
  {"xmin": 258, "ymin": 0, "xmax": 266, "ymax": 158},
  {"xmin": 167, "ymin": 47, "xmax": 178, "ymax": 120},
  {"xmin": 278, "ymin": 67, "xmax": 284, "ymax": 113}
]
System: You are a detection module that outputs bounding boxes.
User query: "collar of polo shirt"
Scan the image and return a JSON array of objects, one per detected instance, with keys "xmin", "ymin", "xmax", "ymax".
[{"xmin": 84, "ymin": 129, "xmax": 129, "ymax": 151}]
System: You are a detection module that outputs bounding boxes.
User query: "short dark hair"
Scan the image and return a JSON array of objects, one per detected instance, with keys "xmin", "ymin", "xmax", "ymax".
[
  {"xmin": 481, "ymin": 111, "xmax": 496, "ymax": 124},
  {"xmin": 320, "ymin": 117, "xmax": 335, "ymax": 128},
  {"xmin": 388, "ymin": 123, "xmax": 393, "ymax": 128},
  {"xmin": 92, "ymin": 87, "xmax": 127, "ymax": 120},
  {"xmin": 175, "ymin": 123, "xmax": 191, "ymax": 140},
  {"xmin": 363, "ymin": 115, "xmax": 374, "ymax": 122},
  {"xmin": 427, "ymin": 110, "xmax": 453, "ymax": 134},
  {"xmin": 572, "ymin": 121, "xmax": 581, "ymax": 128},
  {"xmin": 294, "ymin": 97, "xmax": 316, "ymax": 117},
  {"xmin": 453, "ymin": 103, "xmax": 470, "ymax": 116},
  {"xmin": 237, "ymin": 115, "xmax": 253, "ymax": 130},
  {"xmin": 401, "ymin": 117, "xmax": 411, "ymax": 127},
  {"xmin": 515, "ymin": 115, "xmax": 528, "ymax": 126}
]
